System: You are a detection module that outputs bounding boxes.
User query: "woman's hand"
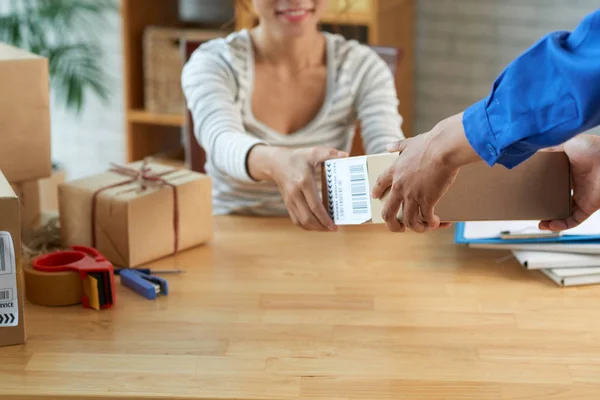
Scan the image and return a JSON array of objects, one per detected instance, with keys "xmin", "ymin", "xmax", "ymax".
[
  {"xmin": 371, "ymin": 113, "xmax": 481, "ymax": 233},
  {"xmin": 539, "ymin": 134, "xmax": 600, "ymax": 231},
  {"xmin": 248, "ymin": 145, "xmax": 348, "ymax": 231}
]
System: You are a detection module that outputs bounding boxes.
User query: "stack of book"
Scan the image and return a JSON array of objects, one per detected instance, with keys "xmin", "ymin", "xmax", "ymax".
[{"xmin": 454, "ymin": 211, "xmax": 600, "ymax": 287}]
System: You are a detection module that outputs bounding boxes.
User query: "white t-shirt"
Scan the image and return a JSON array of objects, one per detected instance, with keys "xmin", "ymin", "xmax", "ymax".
[{"xmin": 182, "ymin": 29, "xmax": 405, "ymax": 216}]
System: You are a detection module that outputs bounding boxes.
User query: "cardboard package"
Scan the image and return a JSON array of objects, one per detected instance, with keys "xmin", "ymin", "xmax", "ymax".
[
  {"xmin": 323, "ymin": 151, "xmax": 572, "ymax": 225},
  {"xmin": 0, "ymin": 171, "xmax": 25, "ymax": 347},
  {"xmin": 38, "ymin": 167, "xmax": 66, "ymax": 212},
  {"xmin": 59, "ymin": 162, "xmax": 213, "ymax": 267},
  {"xmin": 0, "ymin": 42, "xmax": 52, "ymax": 183},
  {"xmin": 11, "ymin": 168, "xmax": 66, "ymax": 235}
]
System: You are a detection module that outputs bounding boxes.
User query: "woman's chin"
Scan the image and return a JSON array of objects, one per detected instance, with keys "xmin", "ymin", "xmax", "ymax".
[
  {"xmin": 276, "ymin": 22, "xmax": 320, "ymax": 38},
  {"xmin": 270, "ymin": 12, "xmax": 320, "ymax": 36}
]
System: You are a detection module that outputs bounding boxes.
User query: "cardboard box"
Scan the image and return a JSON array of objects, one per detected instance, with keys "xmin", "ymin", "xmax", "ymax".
[
  {"xmin": 0, "ymin": 42, "xmax": 52, "ymax": 183},
  {"xmin": 0, "ymin": 171, "xmax": 26, "ymax": 347},
  {"xmin": 38, "ymin": 167, "xmax": 66, "ymax": 212},
  {"xmin": 323, "ymin": 151, "xmax": 572, "ymax": 225},
  {"xmin": 10, "ymin": 168, "xmax": 66, "ymax": 235},
  {"xmin": 59, "ymin": 162, "xmax": 213, "ymax": 267}
]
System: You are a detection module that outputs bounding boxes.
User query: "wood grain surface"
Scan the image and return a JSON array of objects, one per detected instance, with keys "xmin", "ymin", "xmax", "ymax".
[{"xmin": 2, "ymin": 216, "xmax": 600, "ymax": 399}]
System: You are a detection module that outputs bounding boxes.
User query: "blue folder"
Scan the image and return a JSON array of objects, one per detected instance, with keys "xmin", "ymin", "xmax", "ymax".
[{"xmin": 454, "ymin": 222, "xmax": 600, "ymax": 245}]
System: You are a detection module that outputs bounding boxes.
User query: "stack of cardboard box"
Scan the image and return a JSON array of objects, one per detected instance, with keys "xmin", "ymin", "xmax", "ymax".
[
  {"xmin": 0, "ymin": 41, "xmax": 214, "ymax": 339},
  {"xmin": 0, "ymin": 42, "xmax": 64, "ymax": 236},
  {"xmin": 0, "ymin": 42, "xmax": 55, "ymax": 348}
]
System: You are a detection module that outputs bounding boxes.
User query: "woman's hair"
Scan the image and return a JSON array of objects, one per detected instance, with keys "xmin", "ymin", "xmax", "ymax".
[{"xmin": 236, "ymin": 0, "xmax": 252, "ymax": 13}]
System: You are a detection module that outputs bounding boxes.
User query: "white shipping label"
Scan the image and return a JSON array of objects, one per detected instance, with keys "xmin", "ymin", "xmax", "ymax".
[
  {"xmin": 325, "ymin": 157, "xmax": 372, "ymax": 225},
  {"xmin": 0, "ymin": 232, "xmax": 18, "ymax": 327}
]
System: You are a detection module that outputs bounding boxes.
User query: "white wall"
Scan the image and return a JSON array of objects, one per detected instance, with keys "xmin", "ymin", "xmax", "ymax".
[
  {"xmin": 49, "ymin": 11, "xmax": 125, "ymax": 180},
  {"xmin": 415, "ymin": 0, "xmax": 599, "ymax": 134}
]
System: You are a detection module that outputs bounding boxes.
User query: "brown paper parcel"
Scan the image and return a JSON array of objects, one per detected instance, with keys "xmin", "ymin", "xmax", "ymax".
[{"xmin": 58, "ymin": 162, "xmax": 213, "ymax": 267}]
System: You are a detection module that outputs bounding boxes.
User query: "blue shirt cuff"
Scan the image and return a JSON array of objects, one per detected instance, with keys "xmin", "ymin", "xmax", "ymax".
[{"xmin": 462, "ymin": 98, "xmax": 501, "ymax": 167}]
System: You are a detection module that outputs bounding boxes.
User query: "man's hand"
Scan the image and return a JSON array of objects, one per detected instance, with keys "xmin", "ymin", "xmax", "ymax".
[
  {"xmin": 539, "ymin": 134, "xmax": 600, "ymax": 231},
  {"xmin": 248, "ymin": 145, "xmax": 348, "ymax": 232},
  {"xmin": 371, "ymin": 113, "xmax": 481, "ymax": 233}
]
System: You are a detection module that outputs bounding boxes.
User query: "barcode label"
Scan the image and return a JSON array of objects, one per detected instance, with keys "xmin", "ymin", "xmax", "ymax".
[
  {"xmin": 0, "ymin": 232, "xmax": 18, "ymax": 327},
  {"xmin": 349, "ymin": 164, "xmax": 369, "ymax": 215},
  {"xmin": 0, "ymin": 289, "xmax": 11, "ymax": 302},
  {"xmin": 0, "ymin": 236, "xmax": 5, "ymax": 273},
  {"xmin": 325, "ymin": 157, "xmax": 372, "ymax": 225}
]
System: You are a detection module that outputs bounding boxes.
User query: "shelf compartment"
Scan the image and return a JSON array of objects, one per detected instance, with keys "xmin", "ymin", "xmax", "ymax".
[
  {"xmin": 128, "ymin": 110, "xmax": 185, "ymax": 127},
  {"xmin": 321, "ymin": 11, "xmax": 373, "ymax": 26}
]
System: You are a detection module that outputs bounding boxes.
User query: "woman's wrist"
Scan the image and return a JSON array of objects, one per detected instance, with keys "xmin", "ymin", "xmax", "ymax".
[{"xmin": 247, "ymin": 144, "xmax": 281, "ymax": 181}]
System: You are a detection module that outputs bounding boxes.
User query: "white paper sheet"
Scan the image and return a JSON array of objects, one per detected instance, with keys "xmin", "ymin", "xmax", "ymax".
[
  {"xmin": 513, "ymin": 250, "xmax": 600, "ymax": 269},
  {"xmin": 463, "ymin": 210, "xmax": 600, "ymax": 240}
]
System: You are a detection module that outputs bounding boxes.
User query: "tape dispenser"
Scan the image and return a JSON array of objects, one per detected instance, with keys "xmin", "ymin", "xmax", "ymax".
[{"xmin": 30, "ymin": 246, "xmax": 115, "ymax": 310}]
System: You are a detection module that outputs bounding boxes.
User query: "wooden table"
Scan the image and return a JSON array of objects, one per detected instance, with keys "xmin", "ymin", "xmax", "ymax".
[{"xmin": 2, "ymin": 216, "xmax": 600, "ymax": 399}]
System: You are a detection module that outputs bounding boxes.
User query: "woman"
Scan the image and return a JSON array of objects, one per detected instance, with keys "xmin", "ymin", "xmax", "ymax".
[{"xmin": 182, "ymin": 0, "xmax": 405, "ymax": 232}]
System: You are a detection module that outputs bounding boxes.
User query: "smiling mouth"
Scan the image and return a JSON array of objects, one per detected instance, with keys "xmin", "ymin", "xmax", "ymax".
[{"xmin": 275, "ymin": 8, "xmax": 315, "ymax": 21}]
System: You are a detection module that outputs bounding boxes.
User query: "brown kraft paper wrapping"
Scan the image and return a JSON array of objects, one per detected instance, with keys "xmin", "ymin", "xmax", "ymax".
[{"xmin": 58, "ymin": 161, "xmax": 213, "ymax": 267}]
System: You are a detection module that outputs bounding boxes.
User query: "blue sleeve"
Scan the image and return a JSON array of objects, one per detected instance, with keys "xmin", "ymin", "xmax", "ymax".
[{"xmin": 462, "ymin": 9, "xmax": 600, "ymax": 168}]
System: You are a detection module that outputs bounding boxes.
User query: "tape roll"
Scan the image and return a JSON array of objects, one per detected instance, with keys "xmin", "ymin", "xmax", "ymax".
[{"xmin": 23, "ymin": 263, "xmax": 83, "ymax": 307}]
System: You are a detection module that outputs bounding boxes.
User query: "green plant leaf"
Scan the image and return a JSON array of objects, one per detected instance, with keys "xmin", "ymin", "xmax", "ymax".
[
  {"xmin": 0, "ymin": 0, "xmax": 117, "ymax": 114},
  {"xmin": 48, "ymin": 43, "xmax": 111, "ymax": 113}
]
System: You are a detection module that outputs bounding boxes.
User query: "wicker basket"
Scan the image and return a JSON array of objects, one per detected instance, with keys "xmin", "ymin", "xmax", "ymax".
[{"xmin": 143, "ymin": 26, "xmax": 227, "ymax": 115}]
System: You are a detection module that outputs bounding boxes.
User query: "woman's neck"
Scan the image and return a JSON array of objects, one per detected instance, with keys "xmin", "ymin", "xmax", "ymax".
[{"xmin": 250, "ymin": 25, "xmax": 326, "ymax": 69}]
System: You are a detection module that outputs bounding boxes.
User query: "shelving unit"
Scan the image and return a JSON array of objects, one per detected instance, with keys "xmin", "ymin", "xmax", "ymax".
[
  {"xmin": 127, "ymin": 109, "xmax": 185, "ymax": 127},
  {"xmin": 121, "ymin": 0, "xmax": 414, "ymax": 164}
]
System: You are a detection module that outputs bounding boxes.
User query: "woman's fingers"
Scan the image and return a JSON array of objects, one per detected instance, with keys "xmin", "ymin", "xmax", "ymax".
[
  {"xmin": 305, "ymin": 176, "xmax": 337, "ymax": 232},
  {"xmin": 288, "ymin": 182, "xmax": 330, "ymax": 232},
  {"xmin": 310, "ymin": 147, "xmax": 348, "ymax": 166},
  {"xmin": 294, "ymin": 195, "xmax": 327, "ymax": 231},
  {"xmin": 285, "ymin": 199, "xmax": 306, "ymax": 230}
]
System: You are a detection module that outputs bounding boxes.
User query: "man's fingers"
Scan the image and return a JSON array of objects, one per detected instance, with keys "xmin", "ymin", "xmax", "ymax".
[
  {"xmin": 541, "ymin": 144, "xmax": 565, "ymax": 152},
  {"xmin": 372, "ymin": 169, "xmax": 394, "ymax": 199},
  {"xmin": 538, "ymin": 220, "xmax": 551, "ymax": 230},
  {"xmin": 386, "ymin": 138, "xmax": 410, "ymax": 153},
  {"xmin": 418, "ymin": 200, "xmax": 440, "ymax": 229},
  {"xmin": 403, "ymin": 199, "xmax": 426, "ymax": 233},
  {"xmin": 540, "ymin": 205, "xmax": 591, "ymax": 232},
  {"xmin": 382, "ymin": 191, "xmax": 405, "ymax": 232}
]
